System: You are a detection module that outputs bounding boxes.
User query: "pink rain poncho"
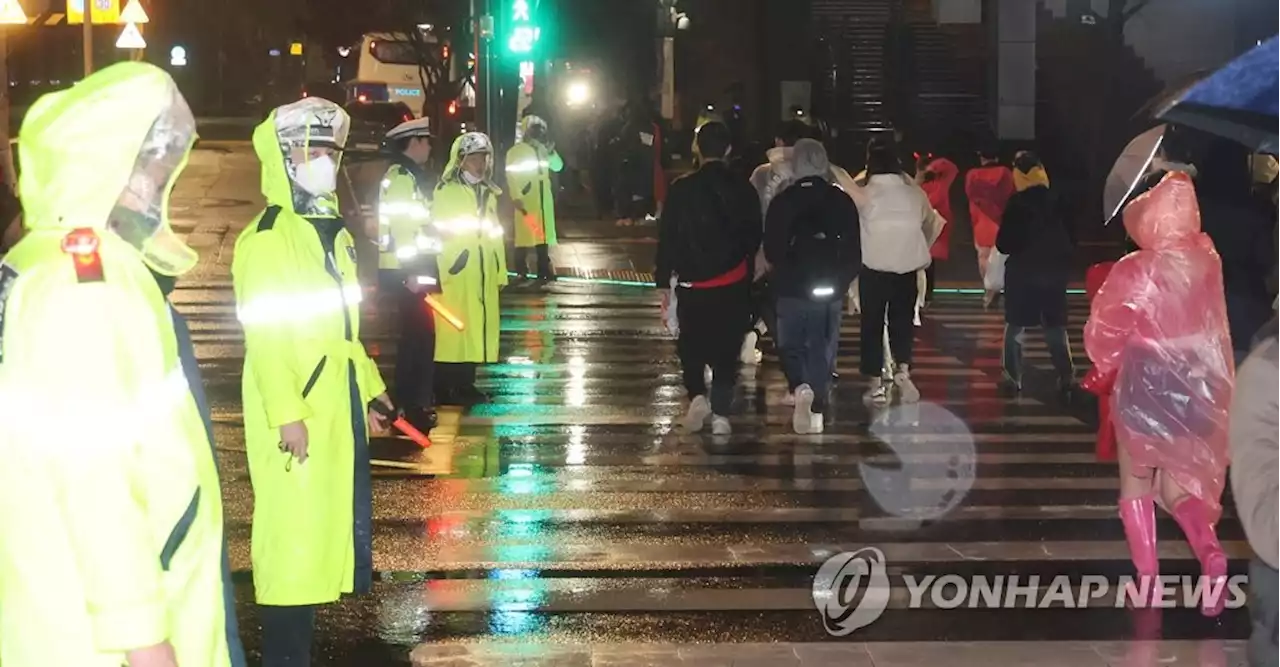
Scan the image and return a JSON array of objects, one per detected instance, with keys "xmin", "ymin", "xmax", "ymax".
[{"xmin": 1084, "ymin": 171, "xmax": 1234, "ymax": 516}]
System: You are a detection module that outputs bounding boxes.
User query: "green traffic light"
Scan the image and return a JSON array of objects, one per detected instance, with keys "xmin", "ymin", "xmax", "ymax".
[{"xmin": 504, "ymin": 0, "xmax": 539, "ymax": 55}]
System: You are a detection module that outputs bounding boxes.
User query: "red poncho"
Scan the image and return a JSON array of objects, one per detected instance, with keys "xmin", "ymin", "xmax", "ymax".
[
  {"xmin": 921, "ymin": 158, "xmax": 959, "ymax": 260},
  {"xmin": 965, "ymin": 164, "xmax": 1014, "ymax": 248},
  {"xmin": 1083, "ymin": 172, "xmax": 1234, "ymax": 518}
]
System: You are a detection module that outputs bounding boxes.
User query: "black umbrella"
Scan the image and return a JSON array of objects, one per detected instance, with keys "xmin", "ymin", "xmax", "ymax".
[{"xmin": 1158, "ymin": 36, "xmax": 1278, "ymax": 153}]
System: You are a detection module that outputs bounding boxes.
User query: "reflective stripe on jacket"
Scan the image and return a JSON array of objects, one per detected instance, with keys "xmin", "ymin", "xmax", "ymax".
[
  {"xmin": 232, "ymin": 111, "xmax": 387, "ymax": 606},
  {"xmin": 506, "ymin": 140, "xmax": 563, "ymax": 248}
]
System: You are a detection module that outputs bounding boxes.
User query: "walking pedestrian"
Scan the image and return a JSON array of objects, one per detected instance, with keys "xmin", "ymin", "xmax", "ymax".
[
  {"xmin": 965, "ymin": 143, "xmax": 1015, "ymax": 308},
  {"xmin": 432, "ymin": 132, "xmax": 508, "ymax": 405},
  {"xmin": 655, "ymin": 121, "xmax": 761, "ymax": 434},
  {"xmin": 1083, "ymin": 171, "xmax": 1234, "ymax": 617},
  {"xmin": 995, "ymin": 152, "xmax": 1076, "ymax": 395},
  {"xmin": 377, "ymin": 117, "xmax": 441, "ymax": 431},
  {"xmin": 233, "ymin": 97, "xmax": 393, "ymax": 665},
  {"xmin": 855, "ymin": 139, "xmax": 940, "ymax": 404},
  {"xmin": 507, "ymin": 114, "xmax": 563, "ymax": 282},
  {"xmin": 763, "ymin": 139, "xmax": 861, "ymax": 433},
  {"xmin": 915, "ymin": 152, "xmax": 958, "ymax": 306},
  {"xmin": 744, "ymin": 119, "xmax": 813, "ymax": 366},
  {"xmin": 1230, "ymin": 314, "xmax": 1278, "ymax": 666},
  {"xmin": 0, "ymin": 61, "xmax": 246, "ymax": 667}
]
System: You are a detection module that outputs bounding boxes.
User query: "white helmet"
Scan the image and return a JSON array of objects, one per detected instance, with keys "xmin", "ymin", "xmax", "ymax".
[
  {"xmin": 274, "ymin": 97, "xmax": 348, "ymax": 150},
  {"xmin": 456, "ymin": 131, "xmax": 493, "ymax": 158},
  {"xmin": 386, "ymin": 116, "xmax": 432, "ymax": 142}
]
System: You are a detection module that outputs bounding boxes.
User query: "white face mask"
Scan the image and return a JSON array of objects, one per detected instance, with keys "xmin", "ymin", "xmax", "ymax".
[
  {"xmin": 293, "ymin": 155, "xmax": 337, "ymax": 196},
  {"xmin": 462, "ymin": 170, "xmax": 483, "ymax": 185}
]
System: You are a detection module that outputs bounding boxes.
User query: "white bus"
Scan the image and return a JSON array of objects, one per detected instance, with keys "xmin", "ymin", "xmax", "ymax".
[{"xmin": 346, "ymin": 32, "xmax": 436, "ymax": 116}]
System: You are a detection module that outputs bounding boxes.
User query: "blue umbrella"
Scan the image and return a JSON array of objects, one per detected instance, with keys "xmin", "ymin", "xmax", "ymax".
[{"xmin": 1159, "ymin": 36, "xmax": 1278, "ymax": 153}]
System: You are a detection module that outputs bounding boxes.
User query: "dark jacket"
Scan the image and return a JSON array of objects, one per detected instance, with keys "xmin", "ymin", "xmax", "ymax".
[
  {"xmin": 763, "ymin": 175, "xmax": 861, "ymax": 299},
  {"xmin": 996, "ymin": 185, "xmax": 1074, "ymax": 285},
  {"xmin": 655, "ymin": 160, "xmax": 762, "ymax": 287},
  {"xmin": 1199, "ymin": 195, "xmax": 1276, "ymax": 353}
]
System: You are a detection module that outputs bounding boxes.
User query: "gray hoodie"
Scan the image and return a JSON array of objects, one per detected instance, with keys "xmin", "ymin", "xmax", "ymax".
[
  {"xmin": 749, "ymin": 144, "xmax": 860, "ymax": 279},
  {"xmin": 1230, "ymin": 322, "xmax": 1279, "ymax": 569}
]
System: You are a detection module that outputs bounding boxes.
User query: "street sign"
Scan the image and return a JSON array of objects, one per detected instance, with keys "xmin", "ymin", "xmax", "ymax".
[
  {"xmin": 119, "ymin": 1, "xmax": 147, "ymax": 24},
  {"xmin": 0, "ymin": 0, "xmax": 28, "ymax": 24},
  {"xmin": 67, "ymin": 0, "xmax": 121, "ymax": 25},
  {"xmin": 169, "ymin": 45, "xmax": 186, "ymax": 66},
  {"xmin": 115, "ymin": 20, "xmax": 144, "ymax": 49},
  {"xmin": 289, "ymin": 42, "xmax": 302, "ymax": 56}
]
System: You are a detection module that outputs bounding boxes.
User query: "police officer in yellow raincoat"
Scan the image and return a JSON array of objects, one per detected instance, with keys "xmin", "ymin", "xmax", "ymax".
[
  {"xmin": 506, "ymin": 114, "xmax": 563, "ymax": 281},
  {"xmin": 376, "ymin": 117, "xmax": 441, "ymax": 430},
  {"xmin": 232, "ymin": 97, "xmax": 392, "ymax": 666},
  {"xmin": 0, "ymin": 62, "xmax": 245, "ymax": 667},
  {"xmin": 432, "ymin": 132, "xmax": 507, "ymax": 405}
]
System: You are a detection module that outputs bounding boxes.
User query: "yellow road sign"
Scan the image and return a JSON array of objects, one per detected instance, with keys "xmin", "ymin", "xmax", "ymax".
[
  {"xmin": 67, "ymin": 0, "xmax": 121, "ymax": 24},
  {"xmin": 289, "ymin": 41, "xmax": 303, "ymax": 56}
]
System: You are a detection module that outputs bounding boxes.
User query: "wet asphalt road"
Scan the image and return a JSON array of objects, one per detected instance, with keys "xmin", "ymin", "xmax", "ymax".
[{"xmin": 159, "ymin": 145, "xmax": 1250, "ymax": 666}]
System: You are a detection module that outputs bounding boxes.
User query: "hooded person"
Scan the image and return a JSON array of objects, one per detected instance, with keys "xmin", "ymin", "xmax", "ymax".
[
  {"xmin": 1083, "ymin": 171, "xmax": 1235, "ymax": 617},
  {"xmin": 746, "ymin": 120, "xmax": 860, "ymax": 370},
  {"xmin": 0, "ymin": 62, "xmax": 245, "ymax": 667},
  {"xmin": 232, "ymin": 96, "xmax": 393, "ymax": 666},
  {"xmin": 995, "ymin": 152, "xmax": 1075, "ymax": 395},
  {"xmin": 432, "ymin": 131, "xmax": 507, "ymax": 405},
  {"xmin": 965, "ymin": 144, "xmax": 1015, "ymax": 307},
  {"xmin": 763, "ymin": 139, "xmax": 861, "ymax": 434},
  {"xmin": 506, "ymin": 114, "xmax": 564, "ymax": 281},
  {"xmin": 915, "ymin": 152, "xmax": 959, "ymax": 305}
]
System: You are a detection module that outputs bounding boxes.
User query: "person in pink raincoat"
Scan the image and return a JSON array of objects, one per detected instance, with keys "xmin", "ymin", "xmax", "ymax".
[{"xmin": 1083, "ymin": 171, "xmax": 1235, "ymax": 617}]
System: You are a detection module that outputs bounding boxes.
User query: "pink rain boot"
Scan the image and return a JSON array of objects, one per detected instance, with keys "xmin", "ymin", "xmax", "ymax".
[
  {"xmin": 1119, "ymin": 494, "xmax": 1159, "ymax": 609},
  {"xmin": 1170, "ymin": 496, "xmax": 1229, "ymax": 617}
]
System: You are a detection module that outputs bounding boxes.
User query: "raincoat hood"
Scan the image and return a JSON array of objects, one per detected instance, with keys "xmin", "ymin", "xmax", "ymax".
[
  {"xmin": 18, "ymin": 61, "xmax": 198, "ymax": 275},
  {"xmin": 792, "ymin": 139, "xmax": 831, "ymax": 181},
  {"xmin": 252, "ymin": 97, "xmax": 349, "ymax": 217},
  {"xmin": 1014, "ymin": 166, "xmax": 1050, "ymax": 191},
  {"xmin": 441, "ymin": 132, "xmax": 502, "ymax": 193},
  {"xmin": 1123, "ymin": 171, "xmax": 1203, "ymax": 251}
]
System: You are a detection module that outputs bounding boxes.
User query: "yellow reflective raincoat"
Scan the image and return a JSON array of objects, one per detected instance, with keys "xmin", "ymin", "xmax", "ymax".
[
  {"xmin": 233, "ymin": 100, "xmax": 386, "ymax": 607},
  {"xmin": 376, "ymin": 156, "xmax": 439, "ymax": 275},
  {"xmin": 0, "ymin": 62, "xmax": 244, "ymax": 667},
  {"xmin": 506, "ymin": 129, "xmax": 563, "ymax": 248},
  {"xmin": 433, "ymin": 135, "xmax": 507, "ymax": 363}
]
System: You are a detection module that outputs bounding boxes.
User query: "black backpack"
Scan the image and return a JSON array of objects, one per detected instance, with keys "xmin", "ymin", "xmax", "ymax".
[{"xmin": 788, "ymin": 186, "xmax": 849, "ymax": 301}]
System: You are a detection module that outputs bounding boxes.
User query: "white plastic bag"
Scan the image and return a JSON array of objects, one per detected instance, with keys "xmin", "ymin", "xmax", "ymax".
[
  {"xmin": 663, "ymin": 276, "xmax": 680, "ymax": 336},
  {"xmin": 984, "ymin": 251, "xmax": 1008, "ymax": 292}
]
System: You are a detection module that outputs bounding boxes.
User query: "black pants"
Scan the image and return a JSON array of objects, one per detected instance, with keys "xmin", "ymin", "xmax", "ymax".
[
  {"xmin": 393, "ymin": 284, "xmax": 436, "ymax": 410},
  {"xmin": 751, "ymin": 279, "xmax": 777, "ymax": 340},
  {"xmin": 513, "ymin": 244, "xmax": 552, "ymax": 279},
  {"xmin": 260, "ymin": 604, "xmax": 315, "ymax": 666},
  {"xmin": 436, "ymin": 362, "xmax": 477, "ymax": 395},
  {"xmin": 858, "ymin": 268, "xmax": 918, "ymax": 377},
  {"xmin": 676, "ymin": 280, "xmax": 751, "ymax": 415}
]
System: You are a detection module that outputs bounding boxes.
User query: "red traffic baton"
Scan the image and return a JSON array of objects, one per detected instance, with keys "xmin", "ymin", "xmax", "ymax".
[{"xmin": 370, "ymin": 401, "xmax": 432, "ymax": 448}]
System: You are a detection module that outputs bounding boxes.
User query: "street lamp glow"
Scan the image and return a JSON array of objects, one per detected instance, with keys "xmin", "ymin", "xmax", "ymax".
[
  {"xmin": 337, "ymin": 46, "xmax": 352, "ymax": 57},
  {"xmin": 565, "ymin": 81, "xmax": 591, "ymax": 107}
]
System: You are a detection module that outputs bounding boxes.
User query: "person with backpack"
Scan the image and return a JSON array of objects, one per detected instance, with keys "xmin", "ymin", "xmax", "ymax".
[
  {"xmin": 763, "ymin": 139, "xmax": 861, "ymax": 433},
  {"xmin": 655, "ymin": 121, "xmax": 761, "ymax": 435},
  {"xmin": 994, "ymin": 152, "xmax": 1076, "ymax": 396}
]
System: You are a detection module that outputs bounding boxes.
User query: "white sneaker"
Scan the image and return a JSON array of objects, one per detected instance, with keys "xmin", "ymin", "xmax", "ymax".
[
  {"xmin": 711, "ymin": 415, "xmax": 732, "ymax": 435},
  {"xmin": 781, "ymin": 391, "xmax": 796, "ymax": 406},
  {"xmin": 793, "ymin": 384, "xmax": 815, "ymax": 434},
  {"xmin": 895, "ymin": 366, "xmax": 920, "ymax": 403},
  {"xmin": 864, "ymin": 380, "xmax": 889, "ymax": 405},
  {"xmin": 740, "ymin": 331, "xmax": 760, "ymax": 365},
  {"xmin": 809, "ymin": 412, "xmax": 825, "ymax": 434},
  {"xmin": 684, "ymin": 395, "xmax": 712, "ymax": 432}
]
